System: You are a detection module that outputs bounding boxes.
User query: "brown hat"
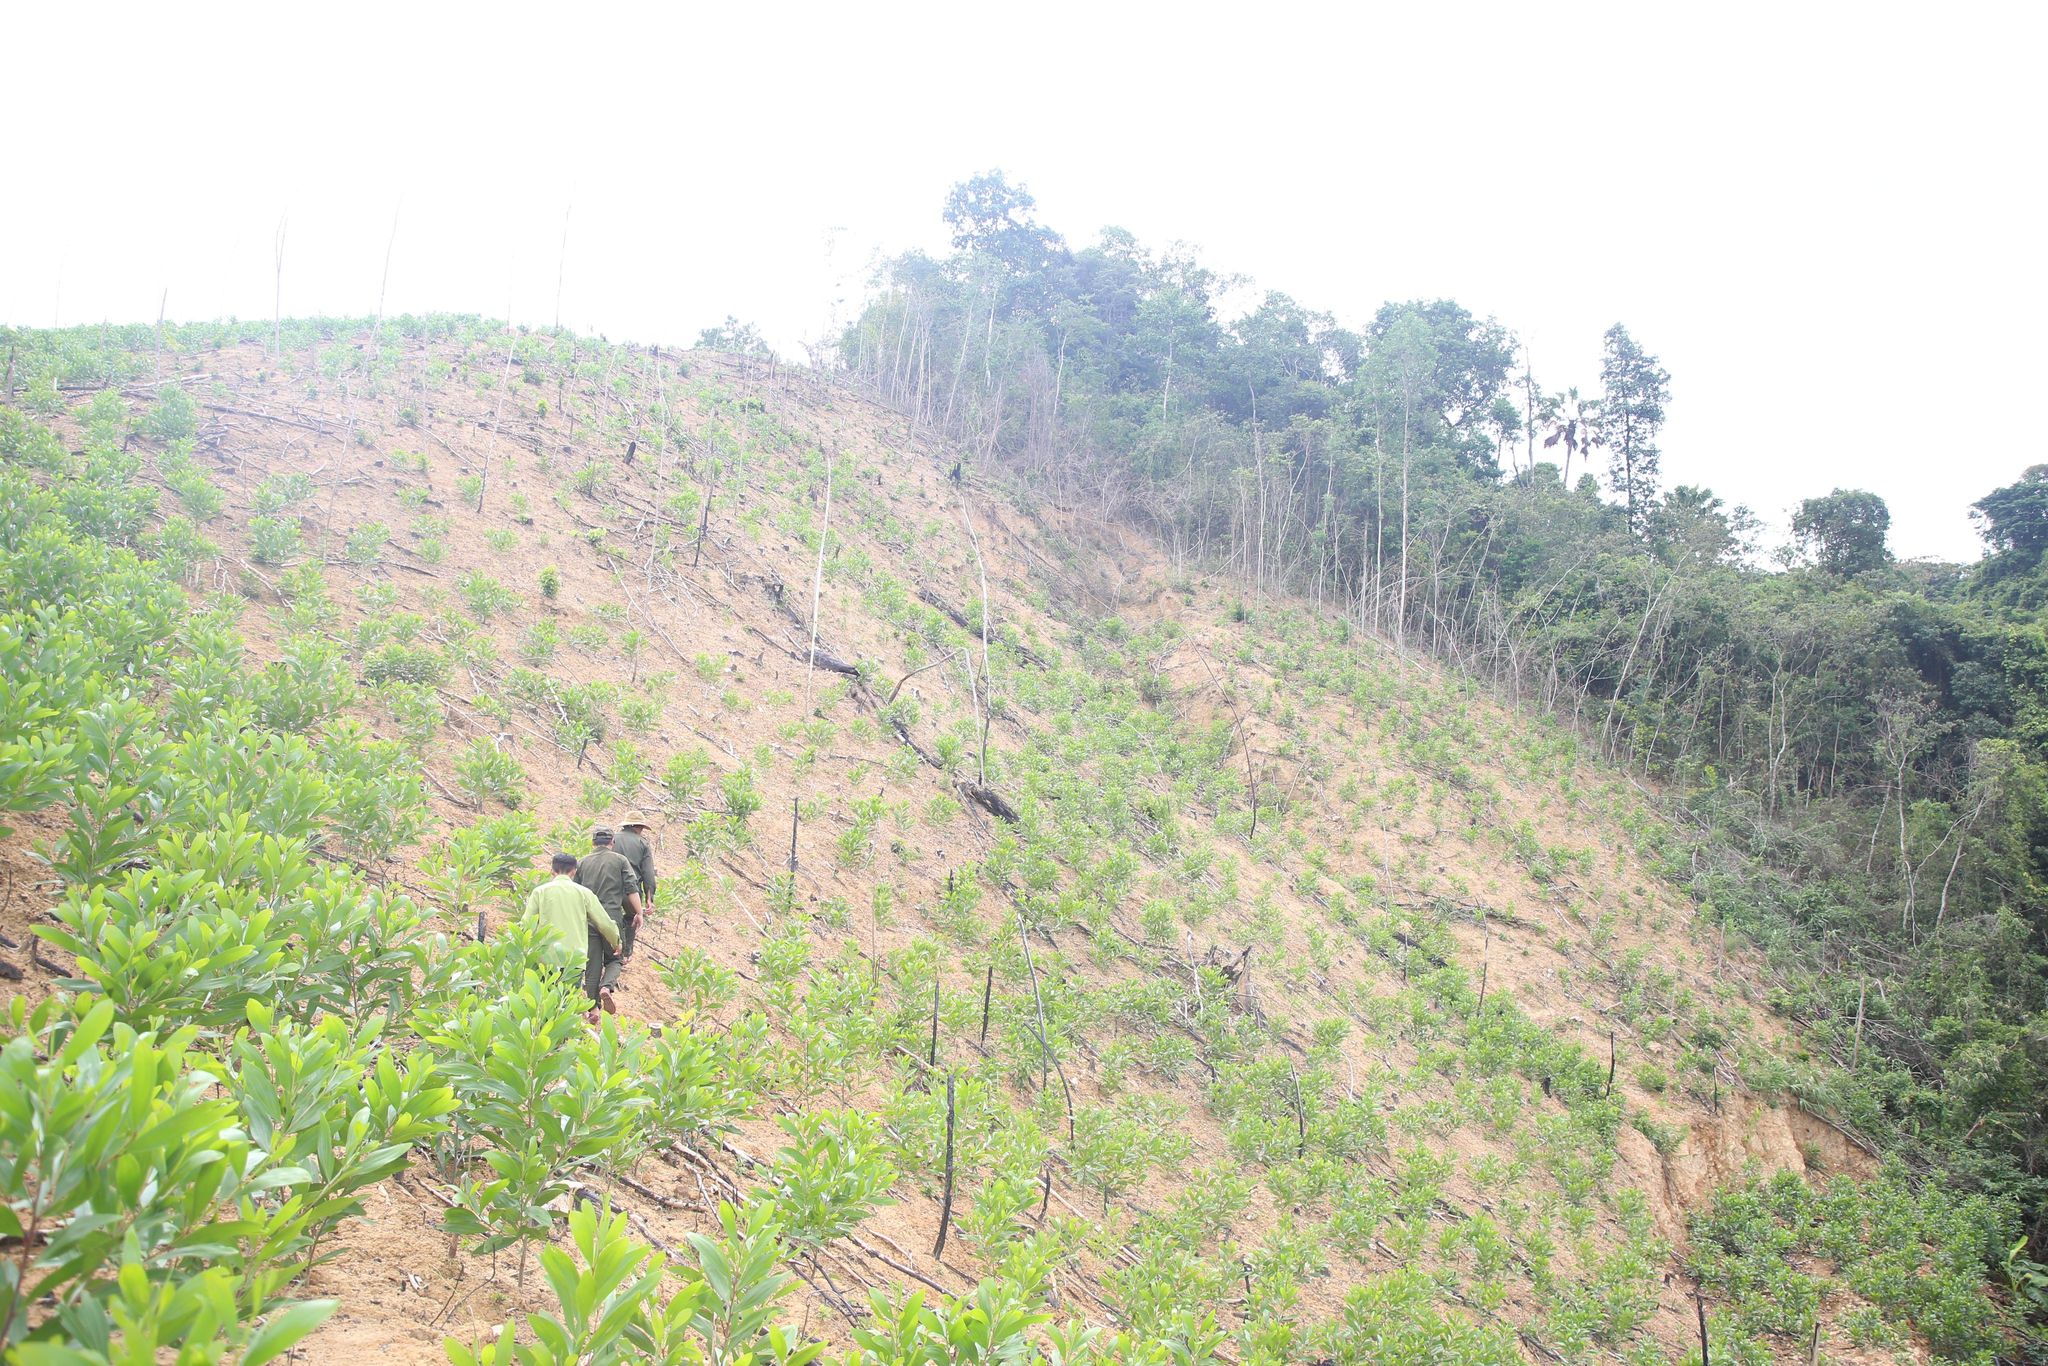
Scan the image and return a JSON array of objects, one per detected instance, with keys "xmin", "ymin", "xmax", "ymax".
[{"xmin": 620, "ymin": 810, "xmax": 651, "ymax": 829}]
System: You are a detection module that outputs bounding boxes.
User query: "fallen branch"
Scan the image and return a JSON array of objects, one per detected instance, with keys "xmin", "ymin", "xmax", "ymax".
[
  {"xmin": 626, "ymin": 1210, "xmax": 679, "ymax": 1257},
  {"xmin": 958, "ymin": 782, "xmax": 1019, "ymax": 824},
  {"xmin": 612, "ymin": 1171, "xmax": 697, "ymax": 1211},
  {"xmin": 845, "ymin": 1234, "xmax": 951, "ymax": 1297},
  {"xmin": 198, "ymin": 401, "xmax": 333, "ymax": 435},
  {"xmin": 888, "ymin": 649, "xmax": 964, "ymax": 704}
]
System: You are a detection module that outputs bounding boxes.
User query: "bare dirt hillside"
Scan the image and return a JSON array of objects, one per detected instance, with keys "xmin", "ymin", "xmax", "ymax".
[{"xmin": 11, "ymin": 324, "xmax": 1889, "ymax": 1365}]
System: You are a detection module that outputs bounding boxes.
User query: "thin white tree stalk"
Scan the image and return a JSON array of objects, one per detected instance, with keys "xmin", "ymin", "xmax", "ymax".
[
  {"xmin": 375, "ymin": 204, "xmax": 400, "ymax": 333},
  {"xmin": 802, "ymin": 444, "xmax": 835, "ymax": 712},
  {"xmin": 489, "ymin": 327, "xmax": 516, "ymax": 437},
  {"xmin": 553, "ymin": 205, "xmax": 571, "ymax": 334},
  {"xmin": 346, "ymin": 206, "xmax": 401, "ymax": 452},
  {"xmin": 271, "ymin": 217, "xmax": 287, "ymax": 357},
  {"xmin": 957, "ymin": 494, "xmax": 992, "ymax": 784}
]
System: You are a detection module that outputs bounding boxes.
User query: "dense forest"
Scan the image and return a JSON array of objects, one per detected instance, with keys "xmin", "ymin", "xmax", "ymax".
[{"xmin": 839, "ymin": 173, "xmax": 2048, "ymax": 1252}]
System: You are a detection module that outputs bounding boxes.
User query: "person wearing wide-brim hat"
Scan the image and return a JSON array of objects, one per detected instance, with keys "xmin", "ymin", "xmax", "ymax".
[{"xmin": 612, "ymin": 811, "xmax": 657, "ymax": 959}]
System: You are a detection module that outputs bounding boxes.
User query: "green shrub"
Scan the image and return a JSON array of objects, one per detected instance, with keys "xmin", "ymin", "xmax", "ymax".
[
  {"xmin": 344, "ymin": 520, "xmax": 389, "ymax": 564},
  {"xmin": 0, "ymin": 998, "xmax": 347, "ymax": 1362},
  {"xmin": 720, "ymin": 766, "xmax": 762, "ymax": 829},
  {"xmin": 658, "ymin": 946, "xmax": 739, "ymax": 1018},
  {"xmin": 457, "ymin": 570, "xmax": 517, "ymax": 621},
  {"xmin": 666, "ymin": 748, "xmax": 714, "ymax": 805},
  {"xmin": 424, "ymin": 960, "xmax": 645, "ymax": 1263},
  {"xmin": 252, "ymin": 635, "xmax": 355, "ymax": 732},
  {"xmin": 249, "ymin": 515, "xmax": 302, "ymax": 565},
  {"xmin": 517, "ymin": 618, "xmax": 560, "ymax": 666},
  {"xmin": 379, "ymin": 680, "xmax": 445, "ymax": 749},
  {"xmin": 150, "ymin": 515, "xmax": 216, "ymax": 581},
  {"xmin": 453, "ymin": 738, "xmax": 526, "ymax": 809},
  {"xmin": 252, "ymin": 472, "xmax": 315, "ymax": 515},
  {"xmin": 361, "ymin": 643, "xmax": 450, "ymax": 687},
  {"xmin": 140, "ymin": 383, "xmax": 200, "ymax": 442}
]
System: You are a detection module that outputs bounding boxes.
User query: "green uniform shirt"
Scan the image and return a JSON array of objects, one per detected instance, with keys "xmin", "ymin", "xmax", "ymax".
[
  {"xmin": 613, "ymin": 828, "xmax": 657, "ymax": 904},
  {"xmin": 573, "ymin": 847, "xmax": 640, "ymax": 918},
  {"xmin": 523, "ymin": 876, "xmax": 619, "ymax": 971}
]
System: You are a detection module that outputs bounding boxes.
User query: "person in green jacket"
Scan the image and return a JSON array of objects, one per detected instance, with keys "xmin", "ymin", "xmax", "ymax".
[
  {"xmin": 524, "ymin": 852, "xmax": 621, "ymax": 1014},
  {"xmin": 573, "ymin": 828, "xmax": 642, "ymax": 999}
]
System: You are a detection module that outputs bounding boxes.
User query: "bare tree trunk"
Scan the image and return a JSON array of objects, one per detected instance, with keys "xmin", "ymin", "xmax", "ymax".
[
  {"xmin": 272, "ymin": 217, "xmax": 288, "ymax": 357},
  {"xmin": 1398, "ymin": 378, "xmax": 1412, "ymax": 654},
  {"xmin": 553, "ymin": 205, "xmax": 571, "ymax": 334},
  {"xmin": 958, "ymin": 495, "xmax": 994, "ymax": 783},
  {"xmin": 803, "ymin": 444, "xmax": 836, "ymax": 712}
]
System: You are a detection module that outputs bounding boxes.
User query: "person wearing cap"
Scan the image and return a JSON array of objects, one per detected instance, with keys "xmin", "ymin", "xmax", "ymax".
[
  {"xmin": 522, "ymin": 852, "xmax": 621, "ymax": 1015},
  {"xmin": 573, "ymin": 827, "xmax": 642, "ymax": 999},
  {"xmin": 612, "ymin": 811, "xmax": 657, "ymax": 957}
]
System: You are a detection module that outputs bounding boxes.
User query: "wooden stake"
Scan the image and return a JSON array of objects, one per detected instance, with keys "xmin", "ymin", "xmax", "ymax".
[
  {"xmin": 153, "ymin": 288, "xmax": 167, "ymax": 381},
  {"xmin": 1606, "ymin": 1029, "xmax": 1617, "ymax": 1097},
  {"xmin": 932, "ymin": 1071, "xmax": 957, "ymax": 1259},
  {"xmin": 1851, "ymin": 978, "xmax": 1866, "ymax": 1070},
  {"xmin": 1290, "ymin": 1065, "xmax": 1308, "ymax": 1158},
  {"xmin": 1477, "ymin": 927, "xmax": 1489, "ymax": 1011},
  {"xmin": 787, "ymin": 798, "xmax": 800, "ymax": 873},
  {"xmin": 978, "ymin": 961, "xmax": 994, "ymax": 1045},
  {"xmin": 1694, "ymin": 1289, "xmax": 1710, "ymax": 1366}
]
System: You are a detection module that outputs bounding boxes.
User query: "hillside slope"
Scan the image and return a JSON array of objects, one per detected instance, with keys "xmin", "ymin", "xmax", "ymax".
[{"xmin": 0, "ymin": 317, "xmax": 2009, "ymax": 1366}]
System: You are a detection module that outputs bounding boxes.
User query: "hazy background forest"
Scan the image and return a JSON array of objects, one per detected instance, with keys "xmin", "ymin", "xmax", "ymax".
[{"xmin": 833, "ymin": 170, "xmax": 2048, "ymax": 1248}]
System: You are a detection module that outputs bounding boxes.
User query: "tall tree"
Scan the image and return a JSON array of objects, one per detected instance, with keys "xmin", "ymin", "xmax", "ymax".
[
  {"xmin": 1972, "ymin": 464, "xmax": 2048, "ymax": 558},
  {"xmin": 1656, "ymin": 484, "xmax": 1756, "ymax": 567},
  {"xmin": 1364, "ymin": 312, "xmax": 1439, "ymax": 650},
  {"xmin": 1792, "ymin": 488, "xmax": 1892, "ymax": 577},
  {"xmin": 1595, "ymin": 324, "xmax": 1670, "ymax": 538},
  {"xmin": 942, "ymin": 170, "xmax": 1066, "ymax": 292},
  {"xmin": 1968, "ymin": 465, "xmax": 2048, "ymax": 609},
  {"xmin": 1364, "ymin": 300, "xmax": 1517, "ymax": 476}
]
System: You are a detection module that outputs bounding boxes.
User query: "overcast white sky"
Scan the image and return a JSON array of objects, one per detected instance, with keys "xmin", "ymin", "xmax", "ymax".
[{"xmin": 6, "ymin": 2, "xmax": 2040, "ymax": 561}]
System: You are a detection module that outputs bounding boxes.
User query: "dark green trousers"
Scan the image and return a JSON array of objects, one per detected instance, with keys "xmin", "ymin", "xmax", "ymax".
[{"xmin": 585, "ymin": 927, "xmax": 623, "ymax": 1000}]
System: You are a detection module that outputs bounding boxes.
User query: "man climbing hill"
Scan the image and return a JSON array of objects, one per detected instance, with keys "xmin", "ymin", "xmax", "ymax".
[
  {"xmin": 573, "ymin": 827, "xmax": 642, "ymax": 1003},
  {"xmin": 613, "ymin": 811, "xmax": 657, "ymax": 957},
  {"xmin": 522, "ymin": 852, "xmax": 621, "ymax": 1018}
]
